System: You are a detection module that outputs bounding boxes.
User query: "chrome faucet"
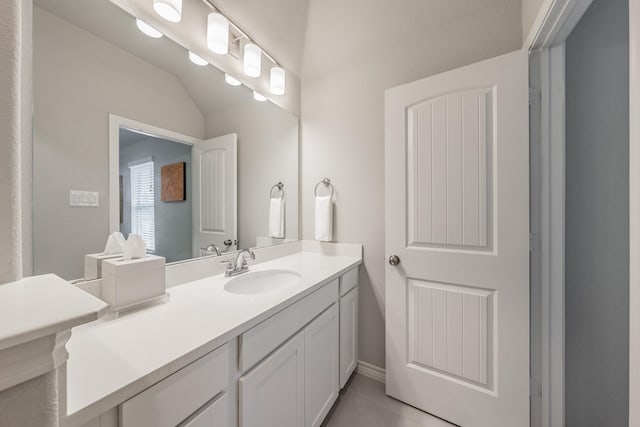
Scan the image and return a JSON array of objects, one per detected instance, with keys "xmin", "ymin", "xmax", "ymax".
[
  {"xmin": 223, "ymin": 249, "xmax": 256, "ymax": 277},
  {"xmin": 202, "ymin": 244, "xmax": 222, "ymax": 256}
]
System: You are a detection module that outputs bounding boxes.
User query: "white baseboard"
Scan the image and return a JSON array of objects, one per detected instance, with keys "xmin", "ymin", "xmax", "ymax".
[{"xmin": 357, "ymin": 360, "xmax": 386, "ymax": 384}]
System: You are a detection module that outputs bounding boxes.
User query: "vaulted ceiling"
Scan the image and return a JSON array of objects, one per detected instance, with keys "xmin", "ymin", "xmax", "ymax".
[{"xmin": 34, "ymin": 0, "xmax": 522, "ymax": 117}]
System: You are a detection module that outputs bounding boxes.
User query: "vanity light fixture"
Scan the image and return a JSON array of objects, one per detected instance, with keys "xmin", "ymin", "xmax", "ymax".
[
  {"xmin": 270, "ymin": 67, "xmax": 285, "ymax": 95},
  {"xmin": 253, "ymin": 91, "xmax": 267, "ymax": 102},
  {"xmin": 136, "ymin": 19, "xmax": 163, "ymax": 38},
  {"xmin": 203, "ymin": 1, "xmax": 287, "ymax": 95},
  {"xmin": 207, "ymin": 13, "xmax": 229, "ymax": 55},
  {"xmin": 153, "ymin": 0, "xmax": 182, "ymax": 23},
  {"xmin": 243, "ymin": 43, "xmax": 262, "ymax": 77},
  {"xmin": 188, "ymin": 51, "xmax": 208, "ymax": 66},
  {"xmin": 225, "ymin": 73, "xmax": 242, "ymax": 86}
]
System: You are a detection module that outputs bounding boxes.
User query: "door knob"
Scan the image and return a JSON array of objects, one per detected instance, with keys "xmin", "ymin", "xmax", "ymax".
[{"xmin": 388, "ymin": 255, "xmax": 400, "ymax": 266}]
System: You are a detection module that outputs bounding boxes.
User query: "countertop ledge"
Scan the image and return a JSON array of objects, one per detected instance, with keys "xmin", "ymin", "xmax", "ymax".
[
  {"xmin": 64, "ymin": 248, "xmax": 362, "ymax": 426},
  {"xmin": 0, "ymin": 274, "xmax": 108, "ymax": 352}
]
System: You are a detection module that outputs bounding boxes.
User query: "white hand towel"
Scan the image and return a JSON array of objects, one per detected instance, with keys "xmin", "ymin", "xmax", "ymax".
[
  {"xmin": 269, "ymin": 197, "xmax": 285, "ymax": 238},
  {"xmin": 315, "ymin": 195, "xmax": 333, "ymax": 242},
  {"xmin": 122, "ymin": 234, "xmax": 147, "ymax": 260}
]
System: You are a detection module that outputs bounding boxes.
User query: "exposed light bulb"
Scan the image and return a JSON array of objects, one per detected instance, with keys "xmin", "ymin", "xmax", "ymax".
[
  {"xmin": 207, "ymin": 13, "xmax": 229, "ymax": 55},
  {"xmin": 225, "ymin": 73, "xmax": 242, "ymax": 86},
  {"xmin": 153, "ymin": 0, "xmax": 182, "ymax": 23},
  {"xmin": 270, "ymin": 67, "xmax": 285, "ymax": 95},
  {"xmin": 253, "ymin": 91, "xmax": 267, "ymax": 102},
  {"xmin": 243, "ymin": 43, "xmax": 262, "ymax": 77},
  {"xmin": 136, "ymin": 19, "xmax": 163, "ymax": 38},
  {"xmin": 188, "ymin": 51, "xmax": 208, "ymax": 66}
]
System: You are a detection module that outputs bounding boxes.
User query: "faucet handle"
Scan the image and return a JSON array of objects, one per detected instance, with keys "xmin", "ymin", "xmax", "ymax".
[{"xmin": 220, "ymin": 258, "xmax": 236, "ymax": 277}]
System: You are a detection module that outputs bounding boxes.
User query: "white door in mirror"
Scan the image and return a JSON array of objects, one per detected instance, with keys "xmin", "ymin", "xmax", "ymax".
[{"xmin": 192, "ymin": 134, "xmax": 238, "ymax": 256}]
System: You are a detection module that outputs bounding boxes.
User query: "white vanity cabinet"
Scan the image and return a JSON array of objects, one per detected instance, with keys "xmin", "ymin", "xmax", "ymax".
[
  {"xmin": 305, "ymin": 303, "xmax": 340, "ymax": 427},
  {"xmin": 179, "ymin": 393, "xmax": 229, "ymax": 427},
  {"xmin": 339, "ymin": 267, "xmax": 359, "ymax": 388},
  {"xmin": 74, "ymin": 264, "xmax": 360, "ymax": 427},
  {"xmin": 120, "ymin": 343, "xmax": 231, "ymax": 427},
  {"xmin": 239, "ymin": 331, "xmax": 306, "ymax": 427},
  {"xmin": 238, "ymin": 279, "xmax": 340, "ymax": 427},
  {"xmin": 239, "ymin": 304, "xmax": 340, "ymax": 427}
]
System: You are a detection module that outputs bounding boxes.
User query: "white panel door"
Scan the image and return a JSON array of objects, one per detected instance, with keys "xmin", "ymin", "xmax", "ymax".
[
  {"xmin": 239, "ymin": 331, "xmax": 305, "ymax": 427},
  {"xmin": 192, "ymin": 134, "xmax": 237, "ymax": 256},
  {"xmin": 305, "ymin": 303, "xmax": 339, "ymax": 427},
  {"xmin": 385, "ymin": 50, "xmax": 529, "ymax": 427}
]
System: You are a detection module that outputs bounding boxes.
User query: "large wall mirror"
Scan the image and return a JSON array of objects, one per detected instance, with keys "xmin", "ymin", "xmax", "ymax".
[{"xmin": 33, "ymin": 0, "xmax": 299, "ymax": 280}]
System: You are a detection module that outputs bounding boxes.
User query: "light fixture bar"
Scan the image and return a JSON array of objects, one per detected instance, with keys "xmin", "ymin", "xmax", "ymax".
[{"xmin": 199, "ymin": 0, "xmax": 281, "ymax": 67}]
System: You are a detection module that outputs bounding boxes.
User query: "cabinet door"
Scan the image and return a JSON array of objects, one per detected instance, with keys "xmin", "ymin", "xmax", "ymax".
[
  {"xmin": 121, "ymin": 344, "xmax": 230, "ymax": 427},
  {"xmin": 180, "ymin": 393, "xmax": 229, "ymax": 427},
  {"xmin": 239, "ymin": 331, "xmax": 305, "ymax": 427},
  {"xmin": 340, "ymin": 286, "xmax": 358, "ymax": 389},
  {"xmin": 305, "ymin": 303, "xmax": 340, "ymax": 427}
]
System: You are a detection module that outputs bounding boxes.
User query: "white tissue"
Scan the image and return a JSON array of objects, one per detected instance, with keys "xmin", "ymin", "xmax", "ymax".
[
  {"xmin": 122, "ymin": 234, "xmax": 147, "ymax": 260},
  {"xmin": 103, "ymin": 232, "xmax": 126, "ymax": 254}
]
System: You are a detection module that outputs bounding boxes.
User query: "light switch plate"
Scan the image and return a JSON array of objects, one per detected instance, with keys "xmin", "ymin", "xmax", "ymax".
[{"xmin": 69, "ymin": 190, "xmax": 99, "ymax": 207}]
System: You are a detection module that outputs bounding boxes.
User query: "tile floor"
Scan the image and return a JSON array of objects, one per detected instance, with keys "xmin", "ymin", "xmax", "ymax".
[{"xmin": 322, "ymin": 374, "xmax": 455, "ymax": 427}]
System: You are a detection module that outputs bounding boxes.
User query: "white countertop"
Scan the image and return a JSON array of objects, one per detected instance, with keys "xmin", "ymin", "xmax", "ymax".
[
  {"xmin": 0, "ymin": 274, "xmax": 107, "ymax": 351},
  {"xmin": 64, "ymin": 250, "xmax": 361, "ymax": 425}
]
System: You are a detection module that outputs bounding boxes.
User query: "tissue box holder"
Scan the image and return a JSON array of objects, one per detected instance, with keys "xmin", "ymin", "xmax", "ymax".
[
  {"xmin": 84, "ymin": 253, "xmax": 124, "ymax": 280},
  {"xmin": 102, "ymin": 255, "xmax": 166, "ymax": 311}
]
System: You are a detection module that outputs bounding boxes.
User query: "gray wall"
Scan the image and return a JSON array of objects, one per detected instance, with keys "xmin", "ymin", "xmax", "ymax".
[
  {"xmin": 119, "ymin": 134, "xmax": 192, "ymax": 263},
  {"xmin": 300, "ymin": 0, "xmax": 521, "ymax": 368},
  {"xmin": 206, "ymin": 97, "xmax": 299, "ymax": 249},
  {"xmin": 565, "ymin": 0, "xmax": 629, "ymax": 425},
  {"xmin": 33, "ymin": 7, "xmax": 205, "ymax": 279}
]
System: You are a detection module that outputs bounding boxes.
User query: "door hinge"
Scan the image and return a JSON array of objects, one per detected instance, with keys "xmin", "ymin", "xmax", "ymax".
[
  {"xmin": 529, "ymin": 233, "xmax": 541, "ymax": 251},
  {"xmin": 529, "ymin": 87, "xmax": 541, "ymax": 106},
  {"xmin": 530, "ymin": 379, "xmax": 542, "ymax": 398}
]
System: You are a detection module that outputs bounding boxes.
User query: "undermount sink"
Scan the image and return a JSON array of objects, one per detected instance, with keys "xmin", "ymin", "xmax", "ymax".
[{"xmin": 224, "ymin": 269, "xmax": 302, "ymax": 295}]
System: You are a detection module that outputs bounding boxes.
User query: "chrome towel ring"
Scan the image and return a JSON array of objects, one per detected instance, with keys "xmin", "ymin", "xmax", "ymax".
[
  {"xmin": 314, "ymin": 178, "xmax": 334, "ymax": 199},
  {"xmin": 270, "ymin": 182, "xmax": 285, "ymax": 199}
]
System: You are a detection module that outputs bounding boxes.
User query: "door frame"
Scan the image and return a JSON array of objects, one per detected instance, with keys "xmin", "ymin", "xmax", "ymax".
[
  {"xmin": 629, "ymin": 0, "xmax": 640, "ymax": 426},
  {"xmin": 108, "ymin": 114, "xmax": 202, "ymax": 233},
  {"xmin": 524, "ymin": 1, "xmax": 593, "ymax": 427}
]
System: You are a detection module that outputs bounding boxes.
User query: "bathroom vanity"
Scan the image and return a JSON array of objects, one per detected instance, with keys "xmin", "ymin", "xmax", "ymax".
[
  {"xmin": 25, "ymin": 2, "xmax": 357, "ymax": 425},
  {"xmin": 64, "ymin": 242, "xmax": 361, "ymax": 427}
]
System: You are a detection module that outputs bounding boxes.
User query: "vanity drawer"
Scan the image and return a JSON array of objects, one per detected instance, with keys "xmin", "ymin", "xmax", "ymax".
[
  {"xmin": 339, "ymin": 267, "xmax": 358, "ymax": 296},
  {"xmin": 121, "ymin": 343, "xmax": 230, "ymax": 427},
  {"xmin": 239, "ymin": 279, "xmax": 339, "ymax": 373}
]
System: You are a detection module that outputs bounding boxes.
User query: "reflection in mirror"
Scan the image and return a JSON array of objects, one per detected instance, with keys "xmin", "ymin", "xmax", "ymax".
[
  {"xmin": 119, "ymin": 129, "xmax": 195, "ymax": 263},
  {"xmin": 33, "ymin": 0, "xmax": 299, "ymax": 280}
]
